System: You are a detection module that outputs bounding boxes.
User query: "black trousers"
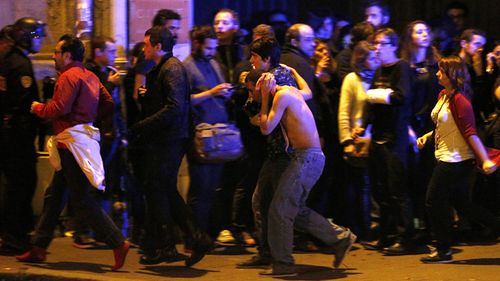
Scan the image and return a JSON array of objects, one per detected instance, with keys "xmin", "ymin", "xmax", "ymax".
[
  {"xmin": 33, "ymin": 149, "xmax": 124, "ymax": 249},
  {"xmin": 133, "ymin": 140, "xmax": 198, "ymax": 252},
  {"xmin": 0, "ymin": 128, "xmax": 37, "ymax": 246},
  {"xmin": 369, "ymin": 142, "xmax": 414, "ymax": 243},
  {"xmin": 425, "ymin": 160, "xmax": 475, "ymax": 251}
]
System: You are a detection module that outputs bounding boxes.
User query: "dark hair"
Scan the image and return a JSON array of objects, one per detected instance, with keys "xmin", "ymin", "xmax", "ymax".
[
  {"xmin": 460, "ymin": 28, "xmax": 486, "ymax": 42},
  {"xmin": 446, "ymin": 1, "xmax": 469, "ymax": 17},
  {"xmin": 306, "ymin": 10, "xmax": 333, "ymax": 33},
  {"xmin": 365, "ymin": 0, "xmax": 390, "ymax": 17},
  {"xmin": 190, "ymin": 25, "xmax": 216, "ymax": 43},
  {"xmin": 350, "ymin": 21, "xmax": 375, "ymax": 47},
  {"xmin": 374, "ymin": 27, "xmax": 399, "ymax": 47},
  {"xmin": 90, "ymin": 36, "xmax": 114, "ymax": 59},
  {"xmin": 245, "ymin": 69, "xmax": 266, "ymax": 84},
  {"xmin": 252, "ymin": 24, "xmax": 275, "ymax": 40},
  {"xmin": 438, "ymin": 55, "xmax": 471, "ymax": 98},
  {"xmin": 145, "ymin": 26, "xmax": 174, "ymax": 53},
  {"xmin": 268, "ymin": 9, "xmax": 289, "ymax": 24},
  {"xmin": 351, "ymin": 40, "xmax": 376, "ymax": 73},
  {"xmin": 400, "ymin": 20, "xmax": 440, "ymax": 65},
  {"xmin": 130, "ymin": 41, "xmax": 145, "ymax": 58},
  {"xmin": 152, "ymin": 9, "xmax": 181, "ymax": 27},
  {"xmin": 215, "ymin": 8, "xmax": 240, "ymax": 26},
  {"xmin": 58, "ymin": 34, "xmax": 85, "ymax": 62},
  {"xmin": 250, "ymin": 36, "xmax": 281, "ymax": 68}
]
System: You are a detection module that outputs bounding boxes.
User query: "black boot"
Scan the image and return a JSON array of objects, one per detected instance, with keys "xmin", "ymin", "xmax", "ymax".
[{"xmin": 185, "ymin": 231, "xmax": 213, "ymax": 267}]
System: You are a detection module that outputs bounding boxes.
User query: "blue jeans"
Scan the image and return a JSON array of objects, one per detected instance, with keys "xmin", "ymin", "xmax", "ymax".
[
  {"xmin": 267, "ymin": 148, "xmax": 350, "ymax": 264},
  {"xmin": 252, "ymin": 154, "xmax": 290, "ymax": 258}
]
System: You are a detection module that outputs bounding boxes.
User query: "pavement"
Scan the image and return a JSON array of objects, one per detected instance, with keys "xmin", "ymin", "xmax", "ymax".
[{"xmin": 1, "ymin": 237, "xmax": 499, "ymax": 281}]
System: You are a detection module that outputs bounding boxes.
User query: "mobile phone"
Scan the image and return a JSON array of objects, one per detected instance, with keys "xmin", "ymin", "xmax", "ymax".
[{"xmin": 229, "ymin": 84, "xmax": 243, "ymax": 91}]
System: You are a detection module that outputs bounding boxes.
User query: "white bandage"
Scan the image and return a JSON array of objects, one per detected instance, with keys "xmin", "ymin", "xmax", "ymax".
[{"xmin": 366, "ymin": 88, "xmax": 393, "ymax": 104}]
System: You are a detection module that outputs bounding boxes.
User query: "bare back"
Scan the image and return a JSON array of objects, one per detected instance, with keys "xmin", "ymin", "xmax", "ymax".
[{"xmin": 274, "ymin": 85, "xmax": 321, "ymax": 149}]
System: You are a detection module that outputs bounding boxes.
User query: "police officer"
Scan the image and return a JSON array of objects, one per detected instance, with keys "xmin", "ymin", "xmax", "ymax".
[{"xmin": 0, "ymin": 17, "xmax": 45, "ymax": 253}]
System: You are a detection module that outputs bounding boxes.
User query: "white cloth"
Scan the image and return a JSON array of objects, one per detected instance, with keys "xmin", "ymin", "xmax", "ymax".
[
  {"xmin": 366, "ymin": 88, "xmax": 393, "ymax": 104},
  {"xmin": 431, "ymin": 96, "xmax": 473, "ymax": 163},
  {"xmin": 47, "ymin": 123, "xmax": 105, "ymax": 190}
]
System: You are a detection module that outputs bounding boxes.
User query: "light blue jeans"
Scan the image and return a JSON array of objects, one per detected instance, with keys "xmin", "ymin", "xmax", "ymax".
[
  {"xmin": 268, "ymin": 148, "xmax": 350, "ymax": 264},
  {"xmin": 252, "ymin": 154, "xmax": 290, "ymax": 258}
]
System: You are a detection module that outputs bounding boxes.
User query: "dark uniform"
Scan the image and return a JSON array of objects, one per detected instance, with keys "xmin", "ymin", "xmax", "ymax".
[{"xmin": 0, "ymin": 45, "xmax": 39, "ymax": 251}]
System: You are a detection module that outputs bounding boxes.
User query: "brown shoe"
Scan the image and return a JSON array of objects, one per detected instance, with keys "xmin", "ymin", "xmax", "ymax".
[{"xmin": 112, "ymin": 240, "xmax": 130, "ymax": 271}]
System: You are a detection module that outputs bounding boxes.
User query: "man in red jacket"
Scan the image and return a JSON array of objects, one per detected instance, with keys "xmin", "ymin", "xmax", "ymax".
[{"xmin": 16, "ymin": 35, "xmax": 129, "ymax": 271}]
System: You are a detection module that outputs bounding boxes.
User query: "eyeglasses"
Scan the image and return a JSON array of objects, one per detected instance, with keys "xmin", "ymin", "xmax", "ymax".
[{"xmin": 373, "ymin": 41, "xmax": 392, "ymax": 46}]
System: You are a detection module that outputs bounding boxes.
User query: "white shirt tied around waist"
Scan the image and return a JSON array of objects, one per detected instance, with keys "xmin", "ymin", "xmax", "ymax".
[{"xmin": 47, "ymin": 123, "xmax": 105, "ymax": 191}]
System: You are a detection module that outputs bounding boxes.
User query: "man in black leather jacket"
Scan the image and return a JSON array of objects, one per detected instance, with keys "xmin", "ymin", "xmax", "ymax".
[{"xmin": 129, "ymin": 26, "xmax": 211, "ymax": 267}]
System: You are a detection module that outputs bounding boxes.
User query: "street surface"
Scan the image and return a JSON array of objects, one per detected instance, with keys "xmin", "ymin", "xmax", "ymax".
[{"xmin": 1, "ymin": 237, "xmax": 499, "ymax": 280}]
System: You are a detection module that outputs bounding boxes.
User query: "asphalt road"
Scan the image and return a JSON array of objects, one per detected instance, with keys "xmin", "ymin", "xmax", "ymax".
[{"xmin": 1, "ymin": 237, "xmax": 499, "ymax": 281}]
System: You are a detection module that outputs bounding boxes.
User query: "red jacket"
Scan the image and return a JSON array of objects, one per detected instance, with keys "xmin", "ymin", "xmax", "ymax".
[{"xmin": 445, "ymin": 90, "xmax": 500, "ymax": 167}]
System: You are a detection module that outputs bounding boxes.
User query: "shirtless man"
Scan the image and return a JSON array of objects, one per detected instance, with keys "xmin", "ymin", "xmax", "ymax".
[{"xmin": 255, "ymin": 72, "xmax": 356, "ymax": 276}]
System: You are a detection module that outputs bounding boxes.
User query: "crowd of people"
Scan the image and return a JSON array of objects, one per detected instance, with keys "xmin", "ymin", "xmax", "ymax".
[{"xmin": 1, "ymin": 0, "xmax": 499, "ymax": 276}]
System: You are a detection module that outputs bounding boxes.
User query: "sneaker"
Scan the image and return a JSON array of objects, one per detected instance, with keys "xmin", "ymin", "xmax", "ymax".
[
  {"xmin": 333, "ymin": 231, "xmax": 357, "ymax": 268},
  {"xmin": 234, "ymin": 231, "xmax": 256, "ymax": 247},
  {"xmin": 241, "ymin": 232, "xmax": 256, "ymax": 246},
  {"xmin": 420, "ymin": 249, "xmax": 452, "ymax": 264},
  {"xmin": 383, "ymin": 242, "xmax": 416, "ymax": 256},
  {"xmin": 216, "ymin": 230, "xmax": 235, "ymax": 244},
  {"xmin": 259, "ymin": 262, "xmax": 296, "ymax": 276},
  {"xmin": 72, "ymin": 234, "xmax": 96, "ymax": 249},
  {"xmin": 237, "ymin": 255, "xmax": 272, "ymax": 267}
]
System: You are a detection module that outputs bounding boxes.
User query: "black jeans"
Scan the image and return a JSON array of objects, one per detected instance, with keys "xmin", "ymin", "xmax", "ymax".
[
  {"xmin": 187, "ymin": 156, "xmax": 224, "ymax": 238},
  {"xmin": 425, "ymin": 160, "xmax": 475, "ymax": 251},
  {"xmin": 33, "ymin": 149, "xmax": 124, "ymax": 249},
  {"xmin": 369, "ymin": 142, "xmax": 414, "ymax": 243},
  {"xmin": 231, "ymin": 153, "xmax": 265, "ymax": 234},
  {"xmin": 343, "ymin": 164, "xmax": 371, "ymax": 241}
]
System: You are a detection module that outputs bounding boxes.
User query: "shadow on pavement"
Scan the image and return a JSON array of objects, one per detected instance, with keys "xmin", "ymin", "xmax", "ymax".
[
  {"xmin": 25, "ymin": 261, "xmax": 111, "ymax": 273},
  {"xmin": 451, "ymin": 258, "xmax": 500, "ymax": 265},
  {"xmin": 274, "ymin": 264, "xmax": 360, "ymax": 280},
  {"xmin": 137, "ymin": 265, "xmax": 216, "ymax": 278},
  {"xmin": 208, "ymin": 245, "xmax": 254, "ymax": 255}
]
